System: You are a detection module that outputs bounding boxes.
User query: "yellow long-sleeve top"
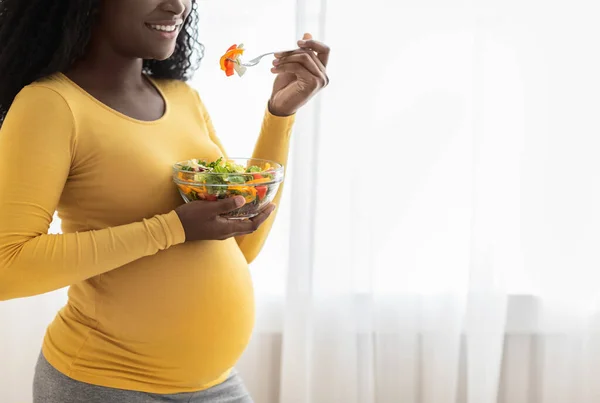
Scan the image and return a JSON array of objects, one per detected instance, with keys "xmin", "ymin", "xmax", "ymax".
[{"xmin": 0, "ymin": 73, "xmax": 294, "ymax": 393}]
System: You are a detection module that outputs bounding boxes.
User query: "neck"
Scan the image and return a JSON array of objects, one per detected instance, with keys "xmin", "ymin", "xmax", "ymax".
[{"xmin": 66, "ymin": 35, "xmax": 146, "ymax": 91}]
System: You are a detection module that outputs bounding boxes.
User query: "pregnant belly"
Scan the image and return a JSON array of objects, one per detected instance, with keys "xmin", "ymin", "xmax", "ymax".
[{"xmin": 61, "ymin": 239, "xmax": 255, "ymax": 389}]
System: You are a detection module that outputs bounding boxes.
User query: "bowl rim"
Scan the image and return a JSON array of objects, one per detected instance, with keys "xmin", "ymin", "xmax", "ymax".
[
  {"xmin": 173, "ymin": 177, "xmax": 283, "ymax": 187},
  {"xmin": 172, "ymin": 157, "xmax": 284, "ymax": 175}
]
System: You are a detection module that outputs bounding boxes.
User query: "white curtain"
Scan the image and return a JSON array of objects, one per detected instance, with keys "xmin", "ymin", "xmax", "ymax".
[{"xmin": 3, "ymin": 0, "xmax": 600, "ymax": 402}]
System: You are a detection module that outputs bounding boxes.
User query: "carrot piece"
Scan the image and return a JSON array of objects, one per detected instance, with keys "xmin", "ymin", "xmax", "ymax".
[
  {"xmin": 178, "ymin": 185, "xmax": 192, "ymax": 193},
  {"xmin": 246, "ymin": 177, "xmax": 270, "ymax": 185}
]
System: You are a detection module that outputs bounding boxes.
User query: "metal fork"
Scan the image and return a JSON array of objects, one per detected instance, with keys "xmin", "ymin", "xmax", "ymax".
[{"xmin": 228, "ymin": 49, "xmax": 296, "ymax": 68}]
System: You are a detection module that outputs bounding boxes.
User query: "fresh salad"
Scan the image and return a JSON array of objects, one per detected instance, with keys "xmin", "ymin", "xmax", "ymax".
[
  {"xmin": 174, "ymin": 158, "xmax": 282, "ymax": 217},
  {"xmin": 219, "ymin": 44, "xmax": 246, "ymax": 77}
]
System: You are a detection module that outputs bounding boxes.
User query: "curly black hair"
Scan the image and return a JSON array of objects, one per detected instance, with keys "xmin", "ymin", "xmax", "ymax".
[{"xmin": 0, "ymin": 0, "xmax": 203, "ymax": 123}]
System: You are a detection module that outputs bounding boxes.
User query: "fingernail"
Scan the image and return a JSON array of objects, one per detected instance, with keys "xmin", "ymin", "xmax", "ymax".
[
  {"xmin": 272, "ymin": 59, "xmax": 280, "ymax": 65},
  {"xmin": 235, "ymin": 197, "xmax": 245, "ymax": 207},
  {"xmin": 270, "ymin": 67, "xmax": 277, "ymax": 73}
]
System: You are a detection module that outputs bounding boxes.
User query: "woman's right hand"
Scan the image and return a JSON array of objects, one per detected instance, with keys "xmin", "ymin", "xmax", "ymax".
[{"xmin": 174, "ymin": 196, "xmax": 276, "ymax": 242}]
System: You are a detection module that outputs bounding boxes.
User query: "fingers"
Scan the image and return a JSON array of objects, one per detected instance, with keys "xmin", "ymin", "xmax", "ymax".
[
  {"xmin": 274, "ymin": 32, "xmax": 329, "ymax": 85},
  {"xmin": 297, "ymin": 35, "xmax": 330, "ymax": 67},
  {"xmin": 273, "ymin": 52, "xmax": 324, "ymax": 80},
  {"xmin": 284, "ymin": 50, "xmax": 326, "ymax": 74},
  {"xmin": 301, "ymin": 50, "xmax": 329, "ymax": 86},
  {"xmin": 272, "ymin": 63, "xmax": 327, "ymax": 90},
  {"xmin": 249, "ymin": 203, "xmax": 277, "ymax": 227},
  {"xmin": 207, "ymin": 196, "xmax": 246, "ymax": 215},
  {"xmin": 215, "ymin": 203, "xmax": 277, "ymax": 238},
  {"xmin": 272, "ymin": 51, "xmax": 328, "ymax": 89}
]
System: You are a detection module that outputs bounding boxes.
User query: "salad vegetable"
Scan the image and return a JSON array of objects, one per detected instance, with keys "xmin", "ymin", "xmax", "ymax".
[
  {"xmin": 174, "ymin": 158, "xmax": 281, "ymax": 218},
  {"xmin": 219, "ymin": 44, "xmax": 247, "ymax": 77}
]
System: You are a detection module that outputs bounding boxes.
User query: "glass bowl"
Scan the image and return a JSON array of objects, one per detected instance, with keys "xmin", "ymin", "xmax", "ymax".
[{"xmin": 172, "ymin": 158, "xmax": 284, "ymax": 219}]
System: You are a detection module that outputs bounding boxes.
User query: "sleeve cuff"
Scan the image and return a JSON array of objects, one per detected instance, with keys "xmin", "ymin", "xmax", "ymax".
[
  {"xmin": 162, "ymin": 210, "xmax": 186, "ymax": 246},
  {"xmin": 262, "ymin": 107, "xmax": 296, "ymax": 140}
]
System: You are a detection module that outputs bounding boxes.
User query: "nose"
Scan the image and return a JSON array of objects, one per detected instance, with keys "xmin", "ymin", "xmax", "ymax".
[{"xmin": 160, "ymin": 0, "xmax": 186, "ymax": 15}]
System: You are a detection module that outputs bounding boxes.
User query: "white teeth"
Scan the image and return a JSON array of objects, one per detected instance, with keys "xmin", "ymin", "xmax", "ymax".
[{"xmin": 149, "ymin": 24, "xmax": 178, "ymax": 32}]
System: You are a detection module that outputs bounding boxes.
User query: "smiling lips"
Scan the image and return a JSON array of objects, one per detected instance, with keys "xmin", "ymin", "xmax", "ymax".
[{"xmin": 146, "ymin": 18, "xmax": 183, "ymax": 35}]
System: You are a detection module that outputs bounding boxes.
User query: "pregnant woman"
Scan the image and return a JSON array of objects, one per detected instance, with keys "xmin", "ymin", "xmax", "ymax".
[{"xmin": 0, "ymin": 0, "xmax": 329, "ymax": 402}]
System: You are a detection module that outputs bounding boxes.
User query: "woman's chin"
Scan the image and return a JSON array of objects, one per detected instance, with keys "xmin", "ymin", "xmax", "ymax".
[{"xmin": 143, "ymin": 47, "xmax": 177, "ymax": 62}]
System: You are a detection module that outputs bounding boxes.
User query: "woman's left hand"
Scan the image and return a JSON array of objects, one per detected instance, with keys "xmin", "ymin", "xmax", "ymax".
[{"xmin": 268, "ymin": 33, "xmax": 330, "ymax": 117}]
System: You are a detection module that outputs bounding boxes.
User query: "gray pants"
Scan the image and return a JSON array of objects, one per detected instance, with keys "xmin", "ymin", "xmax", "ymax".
[{"xmin": 33, "ymin": 353, "xmax": 253, "ymax": 403}]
